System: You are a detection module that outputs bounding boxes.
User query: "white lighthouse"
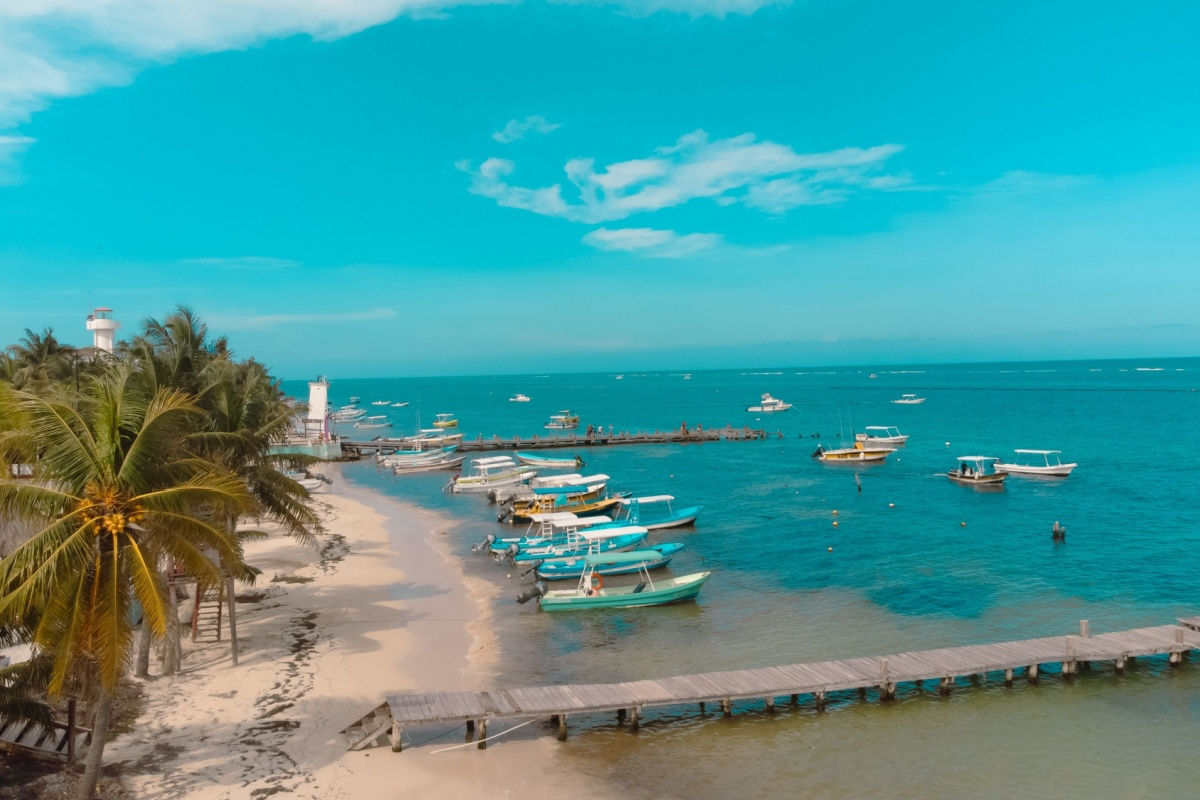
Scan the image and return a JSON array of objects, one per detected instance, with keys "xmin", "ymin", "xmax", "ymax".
[{"xmin": 85, "ymin": 307, "xmax": 121, "ymax": 354}]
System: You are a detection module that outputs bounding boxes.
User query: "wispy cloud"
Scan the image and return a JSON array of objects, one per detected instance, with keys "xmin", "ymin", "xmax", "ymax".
[
  {"xmin": 582, "ymin": 227, "xmax": 723, "ymax": 258},
  {"xmin": 0, "ymin": 135, "xmax": 35, "ymax": 184},
  {"xmin": 180, "ymin": 256, "xmax": 302, "ymax": 270},
  {"xmin": 977, "ymin": 170, "xmax": 1094, "ymax": 197},
  {"xmin": 461, "ymin": 130, "xmax": 906, "ymax": 223},
  {"xmin": 210, "ymin": 307, "xmax": 398, "ymax": 331},
  {"xmin": 0, "ymin": 2, "xmax": 779, "ymax": 138},
  {"xmin": 492, "ymin": 115, "xmax": 560, "ymax": 144}
]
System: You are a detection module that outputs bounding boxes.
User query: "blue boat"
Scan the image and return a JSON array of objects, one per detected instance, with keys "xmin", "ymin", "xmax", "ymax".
[
  {"xmin": 509, "ymin": 526, "xmax": 649, "ymax": 563},
  {"xmin": 613, "ymin": 495, "xmax": 701, "ymax": 530},
  {"xmin": 517, "ymin": 551, "xmax": 711, "ymax": 611},
  {"xmin": 534, "ymin": 542, "xmax": 686, "ymax": 580}
]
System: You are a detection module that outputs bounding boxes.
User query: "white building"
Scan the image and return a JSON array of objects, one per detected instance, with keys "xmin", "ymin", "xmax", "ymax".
[{"xmin": 85, "ymin": 307, "xmax": 121, "ymax": 353}]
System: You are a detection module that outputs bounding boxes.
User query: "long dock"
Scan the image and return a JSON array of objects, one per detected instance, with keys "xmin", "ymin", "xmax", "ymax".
[
  {"xmin": 341, "ymin": 424, "xmax": 770, "ymax": 456},
  {"xmin": 341, "ymin": 617, "xmax": 1200, "ymax": 751}
]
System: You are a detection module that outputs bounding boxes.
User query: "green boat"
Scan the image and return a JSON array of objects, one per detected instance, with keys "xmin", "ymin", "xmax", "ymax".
[{"xmin": 518, "ymin": 550, "xmax": 710, "ymax": 612}]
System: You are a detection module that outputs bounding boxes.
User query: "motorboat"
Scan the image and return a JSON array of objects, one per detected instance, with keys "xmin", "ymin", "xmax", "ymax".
[
  {"xmin": 514, "ymin": 451, "xmax": 584, "ymax": 469},
  {"xmin": 332, "ymin": 406, "xmax": 366, "ymax": 422},
  {"xmin": 746, "ymin": 393, "xmax": 792, "ymax": 413},
  {"xmin": 612, "ymin": 495, "xmax": 701, "ymax": 529},
  {"xmin": 544, "ymin": 410, "xmax": 580, "ymax": 430},
  {"xmin": 391, "ymin": 402, "xmax": 409, "ymax": 407},
  {"xmin": 993, "ymin": 449, "xmax": 1077, "ymax": 477},
  {"xmin": 518, "ymin": 550, "xmax": 710, "ymax": 611},
  {"xmin": 892, "ymin": 394, "xmax": 926, "ymax": 405},
  {"xmin": 855, "ymin": 425, "xmax": 908, "ymax": 448},
  {"xmin": 509, "ymin": 394, "xmax": 532, "ymax": 403},
  {"xmin": 501, "ymin": 484, "xmax": 627, "ymax": 524},
  {"xmin": 393, "ymin": 454, "xmax": 466, "ymax": 474},
  {"xmin": 450, "ymin": 456, "xmax": 536, "ymax": 494},
  {"xmin": 948, "ymin": 456, "xmax": 1007, "ymax": 487},
  {"xmin": 371, "ymin": 400, "xmax": 390, "ymax": 406},
  {"xmin": 534, "ymin": 542, "xmax": 686, "ymax": 581},
  {"xmin": 813, "ymin": 442, "xmax": 891, "ymax": 463},
  {"xmin": 354, "ymin": 415, "xmax": 392, "ymax": 430},
  {"xmin": 432, "ymin": 413, "xmax": 458, "ymax": 429}
]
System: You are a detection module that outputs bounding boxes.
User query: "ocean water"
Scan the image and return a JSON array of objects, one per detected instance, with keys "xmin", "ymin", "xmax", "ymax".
[{"xmin": 285, "ymin": 358, "xmax": 1200, "ymax": 798}]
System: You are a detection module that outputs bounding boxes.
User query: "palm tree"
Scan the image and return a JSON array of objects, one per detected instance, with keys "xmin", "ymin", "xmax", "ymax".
[
  {"xmin": 8, "ymin": 328, "xmax": 73, "ymax": 391},
  {"xmin": 0, "ymin": 367, "xmax": 253, "ymax": 800}
]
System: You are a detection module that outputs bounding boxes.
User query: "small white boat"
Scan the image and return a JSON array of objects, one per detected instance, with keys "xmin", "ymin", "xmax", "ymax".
[
  {"xmin": 855, "ymin": 425, "xmax": 908, "ymax": 449},
  {"xmin": 509, "ymin": 394, "xmax": 532, "ymax": 403},
  {"xmin": 746, "ymin": 393, "xmax": 792, "ymax": 413},
  {"xmin": 948, "ymin": 456, "xmax": 1007, "ymax": 487},
  {"xmin": 354, "ymin": 415, "xmax": 392, "ymax": 430},
  {"xmin": 391, "ymin": 402, "xmax": 409, "ymax": 407},
  {"xmin": 332, "ymin": 406, "xmax": 366, "ymax": 421},
  {"xmin": 994, "ymin": 449, "xmax": 1077, "ymax": 477},
  {"xmin": 451, "ymin": 457, "xmax": 537, "ymax": 494},
  {"xmin": 371, "ymin": 400, "xmax": 390, "ymax": 406},
  {"xmin": 892, "ymin": 394, "xmax": 926, "ymax": 405},
  {"xmin": 393, "ymin": 454, "xmax": 467, "ymax": 474}
]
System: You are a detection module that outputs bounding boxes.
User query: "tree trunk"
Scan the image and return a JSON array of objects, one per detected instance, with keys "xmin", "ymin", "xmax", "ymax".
[
  {"xmin": 162, "ymin": 577, "xmax": 181, "ymax": 676},
  {"xmin": 134, "ymin": 619, "xmax": 152, "ymax": 678},
  {"xmin": 76, "ymin": 686, "xmax": 113, "ymax": 800}
]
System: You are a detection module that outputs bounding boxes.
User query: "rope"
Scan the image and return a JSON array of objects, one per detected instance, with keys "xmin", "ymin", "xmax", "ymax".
[{"xmin": 428, "ymin": 716, "xmax": 542, "ymax": 753}]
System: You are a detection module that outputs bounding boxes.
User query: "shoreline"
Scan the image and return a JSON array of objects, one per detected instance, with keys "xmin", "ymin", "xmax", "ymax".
[{"xmin": 105, "ymin": 463, "xmax": 612, "ymax": 799}]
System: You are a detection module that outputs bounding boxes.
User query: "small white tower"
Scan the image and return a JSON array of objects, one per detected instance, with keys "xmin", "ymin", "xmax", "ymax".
[
  {"xmin": 85, "ymin": 307, "xmax": 121, "ymax": 354},
  {"xmin": 305, "ymin": 376, "xmax": 330, "ymax": 441}
]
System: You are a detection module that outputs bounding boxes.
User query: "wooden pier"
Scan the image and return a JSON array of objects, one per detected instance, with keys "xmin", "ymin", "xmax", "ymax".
[
  {"xmin": 341, "ymin": 618, "xmax": 1200, "ymax": 751},
  {"xmin": 341, "ymin": 424, "xmax": 770, "ymax": 457}
]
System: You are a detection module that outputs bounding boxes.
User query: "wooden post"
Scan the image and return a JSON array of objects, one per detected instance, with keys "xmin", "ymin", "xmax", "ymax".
[
  {"xmin": 215, "ymin": 582, "xmax": 224, "ymax": 641},
  {"xmin": 814, "ymin": 691, "xmax": 827, "ymax": 712},
  {"xmin": 1004, "ymin": 668, "xmax": 1014, "ymax": 686},
  {"xmin": 466, "ymin": 719, "xmax": 475, "ymax": 739},
  {"xmin": 721, "ymin": 698, "xmax": 732, "ymax": 717},
  {"xmin": 1080, "ymin": 619, "xmax": 1090, "ymax": 638},
  {"xmin": 557, "ymin": 715, "xmax": 568, "ymax": 741},
  {"xmin": 226, "ymin": 575, "xmax": 239, "ymax": 666},
  {"xmin": 1115, "ymin": 655, "xmax": 1126, "ymax": 674},
  {"xmin": 939, "ymin": 676, "xmax": 953, "ymax": 695},
  {"xmin": 630, "ymin": 706, "xmax": 642, "ymax": 732},
  {"xmin": 697, "ymin": 702, "xmax": 705, "ymax": 714},
  {"xmin": 1063, "ymin": 636, "xmax": 1075, "ymax": 676},
  {"xmin": 789, "ymin": 693, "xmax": 799, "ymax": 706},
  {"xmin": 617, "ymin": 708, "xmax": 627, "ymax": 723},
  {"xmin": 765, "ymin": 696, "xmax": 775, "ymax": 714},
  {"xmin": 67, "ymin": 699, "xmax": 77, "ymax": 765},
  {"xmin": 477, "ymin": 719, "xmax": 488, "ymax": 749},
  {"xmin": 1028, "ymin": 664, "xmax": 1039, "ymax": 682},
  {"xmin": 390, "ymin": 719, "xmax": 403, "ymax": 752}
]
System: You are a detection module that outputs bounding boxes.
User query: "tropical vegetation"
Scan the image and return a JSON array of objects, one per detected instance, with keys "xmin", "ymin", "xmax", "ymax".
[{"xmin": 0, "ymin": 307, "xmax": 319, "ymax": 800}]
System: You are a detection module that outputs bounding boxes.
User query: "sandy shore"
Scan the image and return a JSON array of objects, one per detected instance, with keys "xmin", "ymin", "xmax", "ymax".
[{"xmin": 106, "ymin": 465, "xmax": 617, "ymax": 799}]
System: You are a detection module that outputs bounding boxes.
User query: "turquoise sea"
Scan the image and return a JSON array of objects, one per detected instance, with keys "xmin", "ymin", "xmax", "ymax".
[{"xmin": 285, "ymin": 358, "xmax": 1200, "ymax": 799}]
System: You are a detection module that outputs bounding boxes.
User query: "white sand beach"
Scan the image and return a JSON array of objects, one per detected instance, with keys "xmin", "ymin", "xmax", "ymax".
[{"xmin": 105, "ymin": 465, "xmax": 619, "ymax": 799}]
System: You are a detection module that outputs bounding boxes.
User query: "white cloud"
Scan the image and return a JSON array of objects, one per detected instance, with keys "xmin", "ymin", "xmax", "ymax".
[
  {"xmin": 462, "ymin": 130, "xmax": 905, "ymax": 222},
  {"xmin": 0, "ymin": 135, "xmax": 35, "ymax": 184},
  {"xmin": 977, "ymin": 170, "xmax": 1093, "ymax": 197},
  {"xmin": 492, "ymin": 115, "xmax": 561, "ymax": 144},
  {"xmin": 554, "ymin": 0, "xmax": 788, "ymax": 18},
  {"xmin": 209, "ymin": 306, "xmax": 398, "ymax": 330},
  {"xmin": 0, "ymin": 2, "xmax": 779, "ymax": 136},
  {"xmin": 582, "ymin": 227, "xmax": 723, "ymax": 258}
]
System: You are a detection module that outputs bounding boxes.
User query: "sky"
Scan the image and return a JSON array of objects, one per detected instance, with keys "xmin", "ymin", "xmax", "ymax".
[{"xmin": 1, "ymin": 0, "xmax": 1198, "ymax": 379}]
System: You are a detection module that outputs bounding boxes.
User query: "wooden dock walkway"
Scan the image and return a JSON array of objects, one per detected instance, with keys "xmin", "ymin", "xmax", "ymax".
[
  {"xmin": 341, "ymin": 424, "xmax": 770, "ymax": 456},
  {"xmin": 342, "ymin": 618, "xmax": 1200, "ymax": 751}
]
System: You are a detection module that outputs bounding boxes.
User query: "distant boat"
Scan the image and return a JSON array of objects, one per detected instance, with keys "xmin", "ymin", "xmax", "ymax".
[
  {"xmin": 813, "ymin": 442, "xmax": 890, "ymax": 463},
  {"xmin": 354, "ymin": 415, "xmax": 391, "ymax": 430},
  {"xmin": 451, "ymin": 456, "xmax": 537, "ymax": 494},
  {"xmin": 432, "ymin": 413, "xmax": 458, "ymax": 429},
  {"xmin": 948, "ymin": 456, "xmax": 1007, "ymax": 488},
  {"xmin": 509, "ymin": 393, "xmax": 532, "ymax": 403},
  {"xmin": 371, "ymin": 400, "xmax": 390, "ymax": 406},
  {"xmin": 892, "ymin": 394, "xmax": 926, "ymax": 405},
  {"xmin": 747, "ymin": 393, "xmax": 792, "ymax": 413},
  {"xmin": 855, "ymin": 425, "xmax": 909, "ymax": 449},
  {"xmin": 994, "ymin": 449, "xmax": 1077, "ymax": 477},
  {"xmin": 347, "ymin": 396, "xmax": 361, "ymax": 405},
  {"xmin": 391, "ymin": 402, "xmax": 409, "ymax": 407},
  {"xmin": 544, "ymin": 410, "xmax": 580, "ymax": 430},
  {"xmin": 332, "ymin": 406, "xmax": 366, "ymax": 421}
]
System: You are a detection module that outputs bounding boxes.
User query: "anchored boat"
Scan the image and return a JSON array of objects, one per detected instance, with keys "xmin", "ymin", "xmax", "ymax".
[
  {"xmin": 520, "ymin": 549, "xmax": 710, "ymax": 611},
  {"xmin": 994, "ymin": 449, "xmax": 1077, "ymax": 477},
  {"xmin": 855, "ymin": 425, "xmax": 908, "ymax": 449},
  {"xmin": 948, "ymin": 456, "xmax": 1007, "ymax": 487}
]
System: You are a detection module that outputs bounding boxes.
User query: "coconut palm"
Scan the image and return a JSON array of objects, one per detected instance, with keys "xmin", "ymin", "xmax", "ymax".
[
  {"xmin": 7, "ymin": 328, "xmax": 73, "ymax": 392},
  {"xmin": 0, "ymin": 367, "xmax": 253, "ymax": 800}
]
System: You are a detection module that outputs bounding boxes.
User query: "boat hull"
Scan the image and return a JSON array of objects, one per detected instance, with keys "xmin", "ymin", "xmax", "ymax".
[
  {"xmin": 947, "ymin": 471, "xmax": 1006, "ymax": 487},
  {"xmin": 993, "ymin": 464, "xmax": 1076, "ymax": 477},
  {"xmin": 818, "ymin": 447, "xmax": 890, "ymax": 463},
  {"xmin": 538, "ymin": 571, "xmax": 710, "ymax": 611},
  {"xmin": 535, "ymin": 543, "xmax": 685, "ymax": 580}
]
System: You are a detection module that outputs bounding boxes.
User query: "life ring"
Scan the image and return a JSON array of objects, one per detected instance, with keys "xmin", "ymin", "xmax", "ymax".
[{"xmin": 590, "ymin": 574, "xmax": 604, "ymax": 592}]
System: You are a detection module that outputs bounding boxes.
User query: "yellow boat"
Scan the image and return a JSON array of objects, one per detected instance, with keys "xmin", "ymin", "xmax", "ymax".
[
  {"xmin": 432, "ymin": 413, "xmax": 458, "ymax": 429},
  {"xmin": 813, "ymin": 441, "xmax": 890, "ymax": 463}
]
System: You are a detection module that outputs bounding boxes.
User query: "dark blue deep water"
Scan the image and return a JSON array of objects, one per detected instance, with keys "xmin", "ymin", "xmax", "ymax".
[{"xmin": 285, "ymin": 358, "xmax": 1200, "ymax": 799}]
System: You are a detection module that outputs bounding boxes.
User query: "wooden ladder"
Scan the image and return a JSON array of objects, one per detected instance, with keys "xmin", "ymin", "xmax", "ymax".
[{"xmin": 191, "ymin": 582, "xmax": 225, "ymax": 642}]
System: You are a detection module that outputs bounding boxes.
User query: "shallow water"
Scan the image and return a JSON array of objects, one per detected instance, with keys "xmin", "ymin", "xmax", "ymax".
[{"xmin": 289, "ymin": 358, "xmax": 1200, "ymax": 797}]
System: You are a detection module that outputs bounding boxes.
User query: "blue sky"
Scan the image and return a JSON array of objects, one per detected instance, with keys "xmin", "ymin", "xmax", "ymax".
[{"xmin": 1, "ymin": 0, "xmax": 1197, "ymax": 378}]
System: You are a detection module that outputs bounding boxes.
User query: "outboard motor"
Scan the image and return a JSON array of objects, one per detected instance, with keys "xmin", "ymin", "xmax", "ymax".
[
  {"xmin": 515, "ymin": 581, "xmax": 548, "ymax": 604},
  {"xmin": 519, "ymin": 561, "xmax": 543, "ymax": 580},
  {"xmin": 470, "ymin": 533, "xmax": 497, "ymax": 554},
  {"xmin": 811, "ymin": 445, "xmax": 824, "ymax": 459}
]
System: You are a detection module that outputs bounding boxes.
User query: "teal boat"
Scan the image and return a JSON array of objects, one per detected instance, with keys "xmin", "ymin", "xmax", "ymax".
[
  {"xmin": 514, "ymin": 451, "xmax": 585, "ymax": 469},
  {"xmin": 613, "ymin": 495, "xmax": 702, "ymax": 530},
  {"xmin": 534, "ymin": 542, "xmax": 685, "ymax": 580},
  {"xmin": 519, "ymin": 550, "xmax": 710, "ymax": 611},
  {"xmin": 509, "ymin": 525, "xmax": 648, "ymax": 563}
]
